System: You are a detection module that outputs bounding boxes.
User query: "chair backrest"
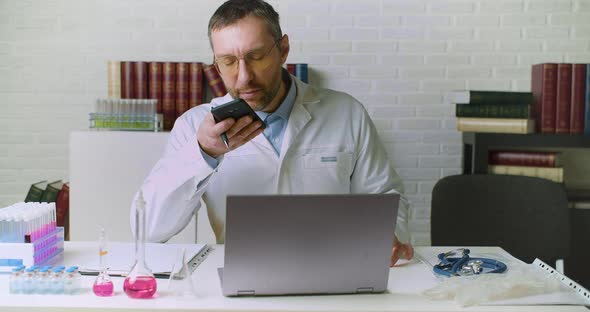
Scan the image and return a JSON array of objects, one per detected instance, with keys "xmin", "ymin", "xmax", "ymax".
[{"xmin": 431, "ymin": 174, "xmax": 570, "ymax": 264}]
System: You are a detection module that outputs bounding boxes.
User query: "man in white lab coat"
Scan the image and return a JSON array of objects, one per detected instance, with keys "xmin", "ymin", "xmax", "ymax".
[{"xmin": 131, "ymin": 0, "xmax": 414, "ymax": 266}]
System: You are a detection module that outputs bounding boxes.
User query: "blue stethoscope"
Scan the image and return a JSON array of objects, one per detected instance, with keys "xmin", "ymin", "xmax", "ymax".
[{"xmin": 433, "ymin": 248, "xmax": 507, "ymax": 277}]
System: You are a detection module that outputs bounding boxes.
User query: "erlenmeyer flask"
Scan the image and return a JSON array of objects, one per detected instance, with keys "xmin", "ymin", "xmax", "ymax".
[{"xmin": 124, "ymin": 190, "xmax": 157, "ymax": 299}]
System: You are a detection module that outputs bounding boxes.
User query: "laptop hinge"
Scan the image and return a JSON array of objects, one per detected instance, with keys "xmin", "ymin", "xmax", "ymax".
[
  {"xmin": 356, "ymin": 287, "xmax": 374, "ymax": 294},
  {"xmin": 237, "ymin": 290, "xmax": 255, "ymax": 296}
]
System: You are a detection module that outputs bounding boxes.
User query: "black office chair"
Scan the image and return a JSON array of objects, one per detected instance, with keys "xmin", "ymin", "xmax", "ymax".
[{"xmin": 431, "ymin": 174, "xmax": 570, "ymax": 268}]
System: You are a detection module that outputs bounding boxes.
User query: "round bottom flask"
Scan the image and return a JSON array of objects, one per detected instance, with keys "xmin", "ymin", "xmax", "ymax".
[
  {"xmin": 93, "ymin": 268, "xmax": 114, "ymax": 297},
  {"xmin": 125, "ymin": 190, "xmax": 157, "ymax": 299},
  {"xmin": 123, "ymin": 275, "xmax": 157, "ymax": 298}
]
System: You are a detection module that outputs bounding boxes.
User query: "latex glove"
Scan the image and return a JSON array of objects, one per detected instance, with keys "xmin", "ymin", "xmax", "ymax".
[{"xmin": 390, "ymin": 237, "xmax": 414, "ymax": 267}]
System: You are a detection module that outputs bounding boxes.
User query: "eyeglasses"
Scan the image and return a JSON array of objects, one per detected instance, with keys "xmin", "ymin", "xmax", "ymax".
[{"xmin": 214, "ymin": 37, "xmax": 283, "ymax": 76}]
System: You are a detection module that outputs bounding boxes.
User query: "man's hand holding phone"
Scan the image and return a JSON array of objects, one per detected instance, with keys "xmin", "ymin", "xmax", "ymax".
[{"xmin": 197, "ymin": 99, "xmax": 265, "ymax": 158}]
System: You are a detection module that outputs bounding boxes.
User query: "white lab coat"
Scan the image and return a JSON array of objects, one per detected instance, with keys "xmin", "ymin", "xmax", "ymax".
[{"xmin": 132, "ymin": 76, "xmax": 410, "ymax": 244}]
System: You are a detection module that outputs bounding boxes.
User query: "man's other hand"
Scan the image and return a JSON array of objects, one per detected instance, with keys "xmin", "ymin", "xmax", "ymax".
[{"xmin": 390, "ymin": 238, "xmax": 414, "ymax": 267}]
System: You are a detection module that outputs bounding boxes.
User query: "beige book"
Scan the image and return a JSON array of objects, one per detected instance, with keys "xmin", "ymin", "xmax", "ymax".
[
  {"xmin": 457, "ymin": 117, "xmax": 534, "ymax": 134},
  {"xmin": 488, "ymin": 165, "xmax": 564, "ymax": 183},
  {"xmin": 568, "ymin": 201, "xmax": 590, "ymax": 209},
  {"xmin": 107, "ymin": 60, "xmax": 121, "ymax": 99}
]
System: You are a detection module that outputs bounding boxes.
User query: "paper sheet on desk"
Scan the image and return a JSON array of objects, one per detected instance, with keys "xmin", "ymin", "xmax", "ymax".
[{"xmin": 78, "ymin": 242, "xmax": 210, "ymax": 278}]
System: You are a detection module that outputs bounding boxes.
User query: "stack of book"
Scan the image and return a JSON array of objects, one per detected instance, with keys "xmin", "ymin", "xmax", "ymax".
[
  {"xmin": 487, "ymin": 150, "xmax": 564, "ymax": 183},
  {"xmin": 107, "ymin": 61, "xmax": 212, "ymax": 131},
  {"xmin": 107, "ymin": 61, "xmax": 310, "ymax": 131},
  {"xmin": 24, "ymin": 180, "xmax": 70, "ymax": 240},
  {"xmin": 532, "ymin": 63, "xmax": 590, "ymax": 135},
  {"xmin": 449, "ymin": 90, "xmax": 535, "ymax": 134}
]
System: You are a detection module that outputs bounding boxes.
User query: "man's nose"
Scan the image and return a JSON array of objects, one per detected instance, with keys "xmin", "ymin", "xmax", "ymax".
[{"xmin": 235, "ymin": 58, "xmax": 254, "ymax": 86}]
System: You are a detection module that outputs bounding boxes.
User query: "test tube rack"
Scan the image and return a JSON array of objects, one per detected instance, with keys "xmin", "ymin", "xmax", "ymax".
[
  {"xmin": 0, "ymin": 227, "xmax": 65, "ymax": 273},
  {"xmin": 89, "ymin": 98, "xmax": 163, "ymax": 132}
]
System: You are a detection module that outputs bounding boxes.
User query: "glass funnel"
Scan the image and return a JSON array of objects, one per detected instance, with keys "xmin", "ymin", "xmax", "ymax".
[
  {"xmin": 167, "ymin": 248, "xmax": 196, "ymax": 297},
  {"xmin": 124, "ymin": 190, "xmax": 157, "ymax": 299}
]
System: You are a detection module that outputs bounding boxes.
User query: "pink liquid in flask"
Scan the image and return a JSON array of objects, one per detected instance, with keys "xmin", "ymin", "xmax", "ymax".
[
  {"xmin": 92, "ymin": 281, "xmax": 114, "ymax": 297},
  {"xmin": 123, "ymin": 276, "xmax": 157, "ymax": 299}
]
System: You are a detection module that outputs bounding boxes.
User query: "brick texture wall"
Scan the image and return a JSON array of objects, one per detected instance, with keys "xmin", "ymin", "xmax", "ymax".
[{"xmin": 1, "ymin": 0, "xmax": 589, "ymax": 245}]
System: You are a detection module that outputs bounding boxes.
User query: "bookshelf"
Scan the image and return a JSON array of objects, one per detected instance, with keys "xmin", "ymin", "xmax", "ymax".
[{"xmin": 462, "ymin": 132, "xmax": 590, "ymax": 174}]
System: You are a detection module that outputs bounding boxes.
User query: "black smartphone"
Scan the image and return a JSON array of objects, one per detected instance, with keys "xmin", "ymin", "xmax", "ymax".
[{"xmin": 210, "ymin": 98, "xmax": 266, "ymax": 128}]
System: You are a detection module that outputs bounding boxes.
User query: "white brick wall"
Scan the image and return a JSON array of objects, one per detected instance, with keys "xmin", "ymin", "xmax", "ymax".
[{"xmin": 1, "ymin": 0, "xmax": 589, "ymax": 246}]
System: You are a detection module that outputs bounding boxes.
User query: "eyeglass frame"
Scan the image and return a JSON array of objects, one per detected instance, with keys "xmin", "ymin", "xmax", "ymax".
[{"xmin": 213, "ymin": 35, "xmax": 285, "ymax": 76}]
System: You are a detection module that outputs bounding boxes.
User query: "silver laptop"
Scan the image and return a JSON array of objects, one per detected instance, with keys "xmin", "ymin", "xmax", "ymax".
[{"xmin": 218, "ymin": 193, "xmax": 399, "ymax": 296}]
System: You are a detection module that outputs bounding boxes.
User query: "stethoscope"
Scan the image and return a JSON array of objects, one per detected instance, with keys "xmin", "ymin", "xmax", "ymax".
[{"xmin": 433, "ymin": 248, "xmax": 507, "ymax": 277}]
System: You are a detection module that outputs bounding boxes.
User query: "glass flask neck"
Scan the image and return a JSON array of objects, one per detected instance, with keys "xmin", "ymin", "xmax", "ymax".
[{"xmin": 133, "ymin": 191, "xmax": 151, "ymax": 271}]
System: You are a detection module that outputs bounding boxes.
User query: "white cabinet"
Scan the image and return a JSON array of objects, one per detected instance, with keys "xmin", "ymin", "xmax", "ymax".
[{"xmin": 69, "ymin": 131, "xmax": 214, "ymax": 243}]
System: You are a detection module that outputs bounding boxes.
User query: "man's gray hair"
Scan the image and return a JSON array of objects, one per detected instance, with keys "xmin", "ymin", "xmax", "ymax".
[{"xmin": 208, "ymin": 0, "xmax": 282, "ymax": 49}]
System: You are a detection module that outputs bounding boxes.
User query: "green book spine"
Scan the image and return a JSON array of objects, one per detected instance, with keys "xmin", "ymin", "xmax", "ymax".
[
  {"xmin": 40, "ymin": 181, "xmax": 63, "ymax": 203},
  {"xmin": 40, "ymin": 186, "xmax": 59, "ymax": 202},
  {"xmin": 469, "ymin": 91, "xmax": 533, "ymax": 106},
  {"xmin": 25, "ymin": 186, "xmax": 44, "ymax": 202},
  {"xmin": 456, "ymin": 104, "xmax": 531, "ymax": 118},
  {"xmin": 24, "ymin": 180, "xmax": 48, "ymax": 202}
]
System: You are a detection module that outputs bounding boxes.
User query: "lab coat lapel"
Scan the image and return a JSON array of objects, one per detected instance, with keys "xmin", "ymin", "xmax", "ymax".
[
  {"xmin": 251, "ymin": 128, "xmax": 275, "ymax": 154},
  {"xmin": 279, "ymin": 78, "xmax": 319, "ymax": 160}
]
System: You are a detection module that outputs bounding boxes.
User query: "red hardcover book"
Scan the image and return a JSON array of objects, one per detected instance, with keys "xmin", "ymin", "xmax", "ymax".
[
  {"xmin": 134, "ymin": 61, "xmax": 149, "ymax": 99},
  {"xmin": 286, "ymin": 63, "xmax": 296, "ymax": 76},
  {"xmin": 531, "ymin": 63, "xmax": 558, "ymax": 133},
  {"xmin": 189, "ymin": 62, "xmax": 204, "ymax": 108},
  {"xmin": 175, "ymin": 62, "xmax": 190, "ymax": 119},
  {"xmin": 489, "ymin": 151, "xmax": 560, "ymax": 168},
  {"xmin": 162, "ymin": 62, "xmax": 176, "ymax": 131},
  {"xmin": 203, "ymin": 64, "xmax": 227, "ymax": 98},
  {"xmin": 555, "ymin": 64, "xmax": 572, "ymax": 134},
  {"xmin": 120, "ymin": 61, "xmax": 135, "ymax": 99},
  {"xmin": 570, "ymin": 64, "xmax": 587, "ymax": 134},
  {"xmin": 148, "ymin": 62, "xmax": 163, "ymax": 114},
  {"xmin": 55, "ymin": 183, "xmax": 70, "ymax": 240}
]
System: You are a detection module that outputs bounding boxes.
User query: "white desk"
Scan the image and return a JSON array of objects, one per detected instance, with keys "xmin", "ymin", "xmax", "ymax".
[{"xmin": 0, "ymin": 242, "xmax": 587, "ymax": 312}]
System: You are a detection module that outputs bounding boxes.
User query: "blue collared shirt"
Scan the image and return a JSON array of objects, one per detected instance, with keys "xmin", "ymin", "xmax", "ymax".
[
  {"xmin": 201, "ymin": 77, "xmax": 296, "ymax": 167},
  {"xmin": 256, "ymin": 77, "xmax": 296, "ymax": 156}
]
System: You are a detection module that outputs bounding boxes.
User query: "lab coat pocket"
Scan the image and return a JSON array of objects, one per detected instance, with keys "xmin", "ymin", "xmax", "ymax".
[{"xmin": 301, "ymin": 152, "xmax": 353, "ymax": 194}]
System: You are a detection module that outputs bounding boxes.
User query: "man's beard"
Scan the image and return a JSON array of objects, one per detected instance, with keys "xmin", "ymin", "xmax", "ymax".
[{"xmin": 228, "ymin": 70, "xmax": 282, "ymax": 112}]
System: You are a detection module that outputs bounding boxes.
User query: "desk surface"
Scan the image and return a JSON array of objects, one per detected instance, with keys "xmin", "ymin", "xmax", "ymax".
[{"xmin": 0, "ymin": 242, "xmax": 587, "ymax": 312}]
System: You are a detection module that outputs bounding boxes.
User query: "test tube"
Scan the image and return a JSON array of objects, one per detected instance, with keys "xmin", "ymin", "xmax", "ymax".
[
  {"xmin": 105, "ymin": 99, "xmax": 114, "ymax": 128},
  {"xmin": 131, "ymin": 99, "xmax": 138, "ymax": 128},
  {"xmin": 140, "ymin": 99, "xmax": 147, "ymax": 128},
  {"xmin": 92, "ymin": 99, "xmax": 100, "ymax": 128}
]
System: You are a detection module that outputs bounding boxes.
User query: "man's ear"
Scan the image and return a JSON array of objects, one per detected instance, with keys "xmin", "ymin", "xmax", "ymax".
[{"xmin": 280, "ymin": 35, "xmax": 290, "ymax": 65}]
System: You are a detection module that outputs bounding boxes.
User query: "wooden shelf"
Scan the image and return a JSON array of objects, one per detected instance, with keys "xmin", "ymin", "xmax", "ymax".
[{"xmin": 462, "ymin": 132, "xmax": 590, "ymax": 174}]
